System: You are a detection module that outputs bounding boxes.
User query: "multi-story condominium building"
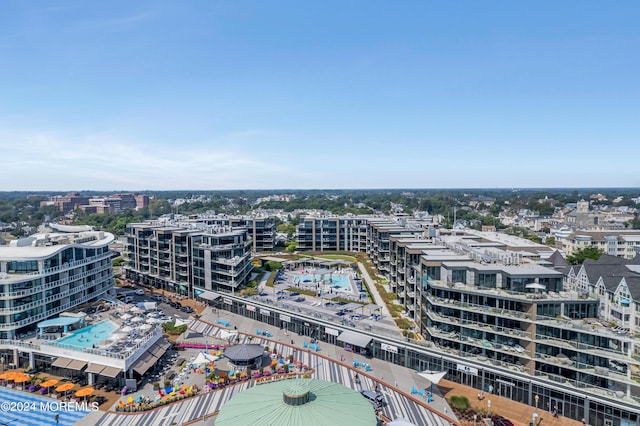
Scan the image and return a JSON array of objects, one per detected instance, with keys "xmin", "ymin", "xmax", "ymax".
[
  {"xmin": 296, "ymin": 215, "xmax": 371, "ymax": 252},
  {"xmin": 199, "ymin": 213, "xmax": 640, "ymax": 425},
  {"xmin": 124, "ymin": 221, "xmax": 253, "ymax": 296},
  {"xmin": 562, "ymin": 231, "xmax": 640, "ymax": 260},
  {"xmin": 176, "ymin": 213, "xmax": 276, "ymax": 252},
  {"xmin": 0, "ymin": 226, "xmax": 115, "ymax": 339},
  {"xmin": 389, "ymin": 236, "xmax": 444, "ymax": 319}
]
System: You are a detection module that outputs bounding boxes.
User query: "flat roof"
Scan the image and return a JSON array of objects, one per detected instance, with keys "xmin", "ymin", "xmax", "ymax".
[
  {"xmin": 37, "ymin": 317, "xmax": 83, "ymax": 328},
  {"xmin": 338, "ymin": 330, "xmax": 373, "ymax": 348}
]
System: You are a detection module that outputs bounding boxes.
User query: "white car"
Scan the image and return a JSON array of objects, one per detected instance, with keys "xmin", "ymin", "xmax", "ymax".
[{"xmin": 135, "ymin": 289, "xmax": 145, "ymax": 296}]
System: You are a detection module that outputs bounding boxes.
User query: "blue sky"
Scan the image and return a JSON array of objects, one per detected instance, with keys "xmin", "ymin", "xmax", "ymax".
[{"xmin": 1, "ymin": 1, "xmax": 638, "ymax": 191}]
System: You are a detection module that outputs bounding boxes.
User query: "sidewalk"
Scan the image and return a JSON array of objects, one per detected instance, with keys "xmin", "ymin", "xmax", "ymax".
[
  {"xmin": 200, "ymin": 306, "xmax": 457, "ymax": 423},
  {"xmin": 357, "ymin": 262, "xmax": 393, "ymax": 320}
]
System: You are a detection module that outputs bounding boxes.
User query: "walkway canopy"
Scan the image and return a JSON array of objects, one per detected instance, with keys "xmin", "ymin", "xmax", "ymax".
[
  {"xmin": 337, "ymin": 330, "xmax": 372, "ymax": 349},
  {"xmin": 196, "ymin": 290, "xmax": 221, "ymax": 302},
  {"xmin": 37, "ymin": 316, "xmax": 83, "ymax": 335},
  {"xmin": 133, "ymin": 351, "xmax": 158, "ymax": 376}
]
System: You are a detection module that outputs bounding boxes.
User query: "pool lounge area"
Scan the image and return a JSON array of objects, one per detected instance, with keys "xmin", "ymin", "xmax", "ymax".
[
  {"xmin": 55, "ymin": 320, "xmax": 119, "ymax": 350},
  {"xmin": 295, "ymin": 273, "xmax": 353, "ymax": 292}
]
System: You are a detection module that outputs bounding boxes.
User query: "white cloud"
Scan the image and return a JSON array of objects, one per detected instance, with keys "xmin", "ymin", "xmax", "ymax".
[{"xmin": 0, "ymin": 128, "xmax": 292, "ymax": 190}]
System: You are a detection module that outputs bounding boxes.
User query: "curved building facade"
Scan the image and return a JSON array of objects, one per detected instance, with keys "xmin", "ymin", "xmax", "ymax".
[{"xmin": 0, "ymin": 229, "xmax": 115, "ymax": 339}]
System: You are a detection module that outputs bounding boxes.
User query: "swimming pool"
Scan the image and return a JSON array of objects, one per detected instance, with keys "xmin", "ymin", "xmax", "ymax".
[
  {"xmin": 298, "ymin": 274, "xmax": 353, "ymax": 292},
  {"xmin": 0, "ymin": 386, "xmax": 91, "ymax": 426},
  {"xmin": 56, "ymin": 320, "xmax": 118, "ymax": 349}
]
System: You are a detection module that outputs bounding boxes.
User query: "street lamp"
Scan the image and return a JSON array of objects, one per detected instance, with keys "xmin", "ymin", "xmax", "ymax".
[
  {"xmin": 534, "ymin": 394, "xmax": 539, "ymax": 414},
  {"xmin": 487, "ymin": 399, "xmax": 491, "ymax": 417},
  {"xmin": 0, "ymin": 355, "xmax": 4, "ymax": 374}
]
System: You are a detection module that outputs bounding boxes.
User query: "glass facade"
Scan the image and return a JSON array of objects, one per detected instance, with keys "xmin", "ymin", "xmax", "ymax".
[{"xmin": 212, "ymin": 294, "xmax": 640, "ymax": 426}]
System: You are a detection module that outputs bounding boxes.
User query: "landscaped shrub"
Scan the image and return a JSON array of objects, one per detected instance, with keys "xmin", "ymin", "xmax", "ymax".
[{"xmin": 449, "ymin": 395, "xmax": 470, "ymax": 410}]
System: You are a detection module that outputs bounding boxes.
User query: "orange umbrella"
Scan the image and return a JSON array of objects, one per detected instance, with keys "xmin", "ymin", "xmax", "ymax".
[
  {"xmin": 75, "ymin": 387, "xmax": 94, "ymax": 398},
  {"xmin": 40, "ymin": 379, "xmax": 58, "ymax": 388},
  {"xmin": 13, "ymin": 374, "xmax": 30, "ymax": 390},
  {"xmin": 0, "ymin": 372, "xmax": 12, "ymax": 380},
  {"xmin": 56, "ymin": 383, "xmax": 75, "ymax": 392}
]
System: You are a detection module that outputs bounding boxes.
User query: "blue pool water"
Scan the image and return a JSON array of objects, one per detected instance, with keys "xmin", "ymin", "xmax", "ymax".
[
  {"xmin": 56, "ymin": 320, "xmax": 118, "ymax": 349},
  {"xmin": 0, "ymin": 386, "xmax": 91, "ymax": 426},
  {"xmin": 298, "ymin": 274, "xmax": 352, "ymax": 291}
]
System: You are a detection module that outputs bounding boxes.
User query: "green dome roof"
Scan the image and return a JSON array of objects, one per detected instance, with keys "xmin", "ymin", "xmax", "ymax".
[{"xmin": 215, "ymin": 377, "xmax": 377, "ymax": 426}]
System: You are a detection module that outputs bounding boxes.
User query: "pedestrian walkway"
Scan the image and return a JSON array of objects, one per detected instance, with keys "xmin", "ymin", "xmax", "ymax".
[
  {"xmin": 439, "ymin": 380, "xmax": 587, "ymax": 426},
  {"xmin": 357, "ymin": 262, "xmax": 393, "ymax": 320},
  {"xmin": 92, "ymin": 310, "xmax": 458, "ymax": 426}
]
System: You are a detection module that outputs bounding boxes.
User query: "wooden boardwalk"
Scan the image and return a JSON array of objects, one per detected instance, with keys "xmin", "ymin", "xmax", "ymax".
[{"xmin": 440, "ymin": 379, "xmax": 586, "ymax": 426}]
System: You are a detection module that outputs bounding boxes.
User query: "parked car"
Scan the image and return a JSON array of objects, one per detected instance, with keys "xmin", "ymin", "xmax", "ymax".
[
  {"xmin": 491, "ymin": 415, "xmax": 514, "ymax": 426},
  {"xmin": 360, "ymin": 390, "xmax": 384, "ymax": 409},
  {"xmin": 135, "ymin": 289, "xmax": 145, "ymax": 296},
  {"xmin": 181, "ymin": 305, "xmax": 194, "ymax": 313}
]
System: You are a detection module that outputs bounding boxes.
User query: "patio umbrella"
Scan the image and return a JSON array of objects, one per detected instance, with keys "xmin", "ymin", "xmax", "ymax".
[
  {"xmin": 121, "ymin": 326, "xmax": 133, "ymax": 333},
  {"xmin": 13, "ymin": 374, "xmax": 30, "ymax": 390},
  {"xmin": 40, "ymin": 379, "xmax": 58, "ymax": 394},
  {"xmin": 75, "ymin": 387, "xmax": 94, "ymax": 402},
  {"xmin": 130, "ymin": 316, "xmax": 143, "ymax": 323},
  {"xmin": 120, "ymin": 313, "xmax": 132, "ymax": 320},
  {"xmin": 139, "ymin": 323, "xmax": 152, "ymax": 331},
  {"xmin": 525, "ymin": 282, "xmax": 546, "ymax": 295},
  {"xmin": 417, "ymin": 370, "xmax": 447, "ymax": 394},
  {"xmin": 56, "ymin": 383, "xmax": 75, "ymax": 399}
]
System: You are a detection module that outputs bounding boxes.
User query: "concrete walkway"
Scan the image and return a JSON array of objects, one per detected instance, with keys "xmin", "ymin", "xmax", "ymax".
[
  {"xmin": 200, "ymin": 307, "xmax": 457, "ymax": 423},
  {"xmin": 357, "ymin": 262, "xmax": 394, "ymax": 320}
]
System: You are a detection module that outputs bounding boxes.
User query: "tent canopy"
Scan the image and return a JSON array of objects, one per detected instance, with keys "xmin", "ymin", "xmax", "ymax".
[
  {"xmin": 417, "ymin": 370, "xmax": 447, "ymax": 385},
  {"xmin": 193, "ymin": 352, "xmax": 215, "ymax": 365}
]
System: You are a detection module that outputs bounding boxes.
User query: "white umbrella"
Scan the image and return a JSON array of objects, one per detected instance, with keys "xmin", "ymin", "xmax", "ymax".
[
  {"xmin": 192, "ymin": 352, "xmax": 214, "ymax": 365},
  {"xmin": 525, "ymin": 283, "xmax": 546, "ymax": 291},
  {"xmin": 139, "ymin": 323, "xmax": 152, "ymax": 331},
  {"xmin": 121, "ymin": 326, "xmax": 133, "ymax": 333},
  {"xmin": 417, "ymin": 370, "xmax": 447, "ymax": 393},
  {"xmin": 130, "ymin": 307, "xmax": 144, "ymax": 314},
  {"xmin": 120, "ymin": 313, "xmax": 132, "ymax": 320},
  {"xmin": 130, "ymin": 316, "xmax": 144, "ymax": 323}
]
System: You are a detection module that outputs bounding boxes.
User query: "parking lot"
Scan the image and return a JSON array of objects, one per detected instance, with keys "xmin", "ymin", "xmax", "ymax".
[{"xmin": 116, "ymin": 286, "xmax": 198, "ymax": 321}]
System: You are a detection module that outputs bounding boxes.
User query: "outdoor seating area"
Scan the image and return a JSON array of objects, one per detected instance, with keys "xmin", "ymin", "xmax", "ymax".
[
  {"xmin": 353, "ymin": 359, "xmax": 373, "ymax": 372},
  {"xmin": 0, "ymin": 369, "xmax": 118, "ymax": 409}
]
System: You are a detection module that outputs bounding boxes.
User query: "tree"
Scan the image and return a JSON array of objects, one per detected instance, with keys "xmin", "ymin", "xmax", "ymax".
[
  {"xmin": 545, "ymin": 236, "xmax": 556, "ymax": 247},
  {"xmin": 566, "ymin": 247, "xmax": 604, "ymax": 265},
  {"xmin": 265, "ymin": 261, "xmax": 283, "ymax": 271},
  {"xmin": 285, "ymin": 241, "xmax": 297, "ymax": 253}
]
